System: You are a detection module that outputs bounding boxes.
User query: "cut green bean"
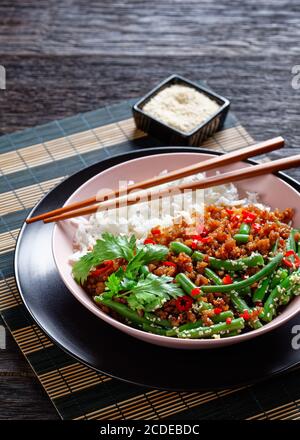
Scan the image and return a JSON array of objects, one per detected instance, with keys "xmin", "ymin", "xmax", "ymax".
[
  {"xmin": 253, "ymin": 278, "xmax": 269, "ymax": 303},
  {"xmin": 175, "ymin": 273, "xmax": 199, "ymax": 297},
  {"xmin": 271, "ymin": 238, "xmax": 279, "ymax": 254},
  {"xmin": 95, "ymin": 296, "xmax": 150, "ymax": 326},
  {"xmin": 193, "ymin": 251, "xmax": 264, "ymax": 272},
  {"xmin": 170, "ymin": 241, "xmax": 192, "ymax": 256},
  {"xmin": 212, "ymin": 310, "xmax": 234, "ymax": 323},
  {"xmin": 167, "ymin": 313, "xmax": 234, "ymax": 337},
  {"xmin": 230, "ymin": 292, "xmax": 262, "ymax": 329},
  {"xmin": 222, "ymin": 329, "xmax": 241, "ymax": 337},
  {"xmin": 204, "ymin": 268, "xmax": 223, "ymax": 285},
  {"xmin": 233, "ymin": 233, "xmax": 249, "ymax": 244},
  {"xmin": 144, "ymin": 312, "xmax": 171, "ymax": 328},
  {"xmin": 286, "ymin": 230, "xmax": 297, "ymax": 253},
  {"xmin": 239, "ymin": 223, "xmax": 251, "ymax": 235},
  {"xmin": 178, "ymin": 318, "xmax": 245, "ymax": 339},
  {"xmin": 141, "ymin": 322, "xmax": 168, "ymax": 336},
  {"xmin": 262, "ymin": 271, "xmax": 300, "ymax": 322},
  {"xmin": 175, "ymin": 320, "xmax": 203, "ymax": 334},
  {"xmin": 200, "ymin": 253, "xmax": 283, "ymax": 293},
  {"xmin": 270, "ymin": 268, "xmax": 288, "ymax": 289}
]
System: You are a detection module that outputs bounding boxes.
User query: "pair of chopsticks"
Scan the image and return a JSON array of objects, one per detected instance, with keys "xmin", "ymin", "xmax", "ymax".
[{"xmin": 26, "ymin": 136, "xmax": 300, "ymax": 224}]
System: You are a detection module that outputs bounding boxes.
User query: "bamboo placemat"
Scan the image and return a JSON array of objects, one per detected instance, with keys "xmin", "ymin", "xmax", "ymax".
[{"xmin": 1, "ymin": 94, "xmax": 300, "ymax": 420}]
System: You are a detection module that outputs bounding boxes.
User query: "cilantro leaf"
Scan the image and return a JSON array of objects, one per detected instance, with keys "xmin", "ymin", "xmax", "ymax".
[
  {"xmin": 138, "ymin": 244, "xmax": 169, "ymax": 264},
  {"xmin": 105, "ymin": 273, "xmax": 122, "ymax": 295},
  {"xmin": 72, "ymin": 232, "xmax": 136, "ymax": 284},
  {"xmin": 126, "ymin": 275, "xmax": 183, "ymax": 312},
  {"xmin": 125, "ymin": 244, "xmax": 169, "ymax": 278}
]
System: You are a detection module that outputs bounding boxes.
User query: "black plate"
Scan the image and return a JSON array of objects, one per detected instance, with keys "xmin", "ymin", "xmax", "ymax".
[{"xmin": 15, "ymin": 147, "xmax": 300, "ymax": 391}]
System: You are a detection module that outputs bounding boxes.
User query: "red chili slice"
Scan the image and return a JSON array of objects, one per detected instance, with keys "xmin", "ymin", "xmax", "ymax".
[
  {"xmin": 226, "ymin": 209, "xmax": 234, "ymax": 216},
  {"xmin": 240, "ymin": 310, "xmax": 251, "ymax": 321},
  {"xmin": 200, "ymin": 236, "xmax": 212, "ymax": 244},
  {"xmin": 285, "ymin": 250, "xmax": 295, "ymax": 257},
  {"xmin": 162, "ymin": 261, "xmax": 177, "ymax": 267},
  {"xmin": 191, "ymin": 288, "xmax": 201, "ymax": 297},
  {"xmin": 252, "ymin": 223, "xmax": 261, "ymax": 233},
  {"xmin": 242, "ymin": 210, "xmax": 257, "ymax": 223},
  {"xmin": 90, "ymin": 260, "xmax": 114, "ymax": 277},
  {"xmin": 222, "ymin": 274, "xmax": 233, "ymax": 285},
  {"xmin": 191, "ymin": 240, "xmax": 198, "ymax": 249},
  {"xmin": 191, "ymin": 235, "xmax": 202, "ymax": 241},
  {"xmin": 176, "ymin": 295, "xmax": 193, "ymax": 312},
  {"xmin": 226, "ymin": 317, "xmax": 232, "ymax": 325},
  {"xmin": 230, "ymin": 214, "xmax": 241, "ymax": 223},
  {"xmin": 144, "ymin": 238, "xmax": 156, "ymax": 245},
  {"xmin": 214, "ymin": 307, "xmax": 222, "ymax": 315},
  {"xmin": 151, "ymin": 228, "xmax": 161, "ymax": 236},
  {"xmin": 283, "ymin": 258, "xmax": 294, "ymax": 268}
]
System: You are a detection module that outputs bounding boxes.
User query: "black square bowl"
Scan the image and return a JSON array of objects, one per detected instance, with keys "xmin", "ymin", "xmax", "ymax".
[{"xmin": 132, "ymin": 74, "xmax": 230, "ymax": 146}]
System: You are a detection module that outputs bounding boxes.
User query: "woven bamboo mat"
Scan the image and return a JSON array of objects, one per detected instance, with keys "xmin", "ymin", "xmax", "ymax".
[{"xmin": 1, "ymin": 96, "xmax": 300, "ymax": 420}]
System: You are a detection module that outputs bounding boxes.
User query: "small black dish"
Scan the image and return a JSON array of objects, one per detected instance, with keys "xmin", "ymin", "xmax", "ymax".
[{"xmin": 132, "ymin": 75, "xmax": 230, "ymax": 146}]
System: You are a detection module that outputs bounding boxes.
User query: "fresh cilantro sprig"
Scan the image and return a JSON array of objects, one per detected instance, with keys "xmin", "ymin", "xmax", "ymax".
[
  {"xmin": 126, "ymin": 275, "xmax": 183, "ymax": 312},
  {"xmin": 72, "ymin": 233, "xmax": 169, "ymax": 285},
  {"xmin": 72, "ymin": 233, "xmax": 136, "ymax": 284}
]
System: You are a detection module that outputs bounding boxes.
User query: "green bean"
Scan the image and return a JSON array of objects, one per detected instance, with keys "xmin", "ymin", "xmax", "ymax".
[
  {"xmin": 178, "ymin": 318, "xmax": 245, "ymax": 339},
  {"xmin": 170, "ymin": 241, "xmax": 192, "ymax": 256},
  {"xmin": 141, "ymin": 322, "xmax": 168, "ymax": 336},
  {"xmin": 95, "ymin": 296, "xmax": 150, "ymax": 326},
  {"xmin": 253, "ymin": 278, "xmax": 269, "ymax": 303},
  {"xmin": 221, "ymin": 329, "xmax": 241, "ymax": 338},
  {"xmin": 204, "ymin": 268, "xmax": 223, "ymax": 285},
  {"xmin": 279, "ymin": 293, "xmax": 292, "ymax": 305},
  {"xmin": 175, "ymin": 273, "xmax": 201, "ymax": 298},
  {"xmin": 286, "ymin": 230, "xmax": 297, "ymax": 253},
  {"xmin": 193, "ymin": 251, "xmax": 264, "ymax": 272},
  {"xmin": 233, "ymin": 223, "xmax": 251, "ymax": 244},
  {"xmin": 168, "ymin": 318, "xmax": 217, "ymax": 336},
  {"xmin": 200, "ymin": 253, "xmax": 283, "ymax": 293},
  {"xmin": 212, "ymin": 310, "xmax": 234, "ymax": 323},
  {"xmin": 230, "ymin": 292, "xmax": 250, "ymax": 313},
  {"xmin": 271, "ymin": 238, "xmax": 279, "ymax": 254},
  {"xmin": 239, "ymin": 286, "xmax": 252, "ymax": 297},
  {"xmin": 192, "ymin": 251, "xmax": 205, "ymax": 262},
  {"xmin": 230, "ymin": 292, "xmax": 262, "ymax": 329},
  {"xmin": 239, "ymin": 223, "xmax": 251, "ymax": 235},
  {"xmin": 175, "ymin": 274, "xmax": 215, "ymax": 312},
  {"xmin": 172, "ymin": 320, "xmax": 203, "ymax": 335},
  {"xmin": 167, "ymin": 312, "xmax": 233, "ymax": 336},
  {"xmin": 233, "ymin": 233, "xmax": 249, "ymax": 244},
  {"xmin": 270, "ymin": 268, "xmax": 288, "ymax": 289},
  {"xmin": 262, "ymin": 271, "xmax": 300, "ymax": 322},
  {"xmin": 144, "ymin": 312, "xmax": 171, "ymax": 328},
  {"xmin": 139, "ymin": 265, "xmax": 150, "ymax": 276},
  {"xmin": 204, "ymin": 268, "xmax": 249, "ymax": 296}
]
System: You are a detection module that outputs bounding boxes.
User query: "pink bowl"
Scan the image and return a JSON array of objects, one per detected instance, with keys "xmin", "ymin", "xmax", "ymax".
[{"xmin": 52, "ymin": 152, "xmax": 300, "ymax": 349}]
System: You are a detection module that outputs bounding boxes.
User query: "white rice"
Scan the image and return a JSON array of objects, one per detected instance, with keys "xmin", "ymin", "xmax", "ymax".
[{"xmin": 69, "ymin": 170, "xmax": 262, "ymax": 263}]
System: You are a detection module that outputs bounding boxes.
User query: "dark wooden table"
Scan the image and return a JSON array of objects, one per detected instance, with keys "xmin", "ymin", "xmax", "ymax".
[{"xmin": 0, "ymin": 0, "xmax": 300, "ymax": 419}]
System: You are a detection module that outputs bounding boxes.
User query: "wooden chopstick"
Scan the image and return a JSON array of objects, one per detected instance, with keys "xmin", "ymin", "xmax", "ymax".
[
  {"xmin": 26, "ymin": 136, "xmax": 284, "ymax": 224},
  {"xmin": 43, "ymin": 153, "xmax": 300, "ymax": 224}
]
